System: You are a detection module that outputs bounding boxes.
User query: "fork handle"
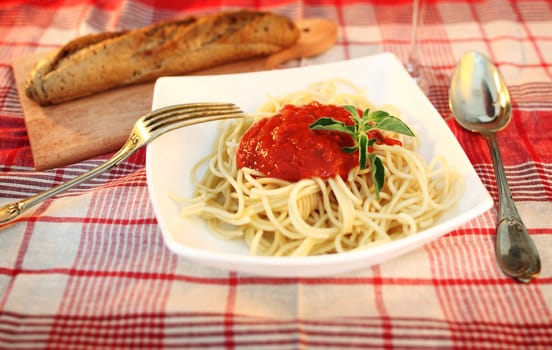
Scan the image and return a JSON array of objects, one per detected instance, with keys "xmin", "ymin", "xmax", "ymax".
[{"xmin": 0, "ymin": 136, "xmax": 139, "ymax": 225}]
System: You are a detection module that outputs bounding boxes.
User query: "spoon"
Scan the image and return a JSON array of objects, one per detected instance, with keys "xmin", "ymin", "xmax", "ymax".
[{"xmin": 449, "ymin": 51, "xmax": 541, "ymax": 283}]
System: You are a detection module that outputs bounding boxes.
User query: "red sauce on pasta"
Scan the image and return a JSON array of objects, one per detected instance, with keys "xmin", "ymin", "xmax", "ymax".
[{"xmin": 236, "ymin": 102, "xmax": 400, "ymax": 182}]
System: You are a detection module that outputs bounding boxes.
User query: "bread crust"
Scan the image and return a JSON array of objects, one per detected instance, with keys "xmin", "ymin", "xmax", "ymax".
[{"xmin": 25, "ymin": 10, "xmax": 299, "ymax": 105}]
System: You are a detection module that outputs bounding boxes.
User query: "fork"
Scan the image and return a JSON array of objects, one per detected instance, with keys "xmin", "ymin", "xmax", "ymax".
[{"xmin": 0, "ymin": 102, "xmax": 244, "ymax": 225}]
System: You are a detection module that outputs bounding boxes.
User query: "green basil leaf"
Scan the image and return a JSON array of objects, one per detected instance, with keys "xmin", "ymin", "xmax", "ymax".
[
  {"xmin": 343, "ymin": 105, "xmax": 363, "ymax": 124},
  {"xmin": 309, "ymin": 105, "xmax": 413, "ymax": 200},
  {"xmin": 342, "ymin": 146, "xmax": 357, "ymax": 153},
  {"xmin": 358, "ymin": 134, "xmax": 368, "ymax": 169},
  {"xmin": 343, "ymin": 105, "xmax": 360, "ymax": 118},
  {"xmin": 309, "ymin": 118, "xmax": 354, "ymax": 134},
  {"xmin": 368, "ymin": 110, "xmax": 389, "ymax": 122},
  {"xmin": 373, "ymin": 115, "xmax": 415, "ymax": 136},
  {"xmin": 370, "ymin": 155, "xmax": 385, "ymax": 199}
]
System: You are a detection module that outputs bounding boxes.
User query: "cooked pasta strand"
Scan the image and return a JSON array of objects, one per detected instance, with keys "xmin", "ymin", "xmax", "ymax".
[{"xmin": 176, "ymin": 79, "xmax": 464, "ymax": 256}]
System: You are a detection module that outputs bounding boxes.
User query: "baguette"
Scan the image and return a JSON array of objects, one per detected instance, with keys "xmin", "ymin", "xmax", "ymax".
[{"xmin": 25, "ymin": 10, "xmax": 300, "ymax": 105}]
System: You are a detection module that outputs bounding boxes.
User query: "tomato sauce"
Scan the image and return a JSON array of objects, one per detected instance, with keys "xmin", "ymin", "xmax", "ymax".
[
  {"xmin": 236, "ymin": 102, "xmax": 402, "ymax": 182},
  {"xmin": 236, "ymin": 102, "xmax": 357, "ymax": 182}
]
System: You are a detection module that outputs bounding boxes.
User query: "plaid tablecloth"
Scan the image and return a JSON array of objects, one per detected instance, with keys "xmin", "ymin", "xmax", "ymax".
[{"xmin": 1, "ymin": 0, "xmax": 551, "ymax": 348}]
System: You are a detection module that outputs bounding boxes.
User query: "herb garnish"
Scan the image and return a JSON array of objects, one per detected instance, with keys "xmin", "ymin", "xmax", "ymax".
[{"xmin": 309, "ymin": 105, "xmax": 414, "ymax": 198}]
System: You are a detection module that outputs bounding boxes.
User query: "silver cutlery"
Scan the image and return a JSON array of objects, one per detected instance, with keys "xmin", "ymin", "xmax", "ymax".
[
  {"xmin": 0, "ymin": 102, "xmax": 244, "ymax": 225},
  {"xmin": 449, "ymin": 51, "xmax": 540, "ymax": 283}
]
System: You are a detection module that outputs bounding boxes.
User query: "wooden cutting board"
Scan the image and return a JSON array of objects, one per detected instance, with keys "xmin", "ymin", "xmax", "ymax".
[{"xmin": 12, "ymin": 18, "xmax": 337, "ymax": 170}]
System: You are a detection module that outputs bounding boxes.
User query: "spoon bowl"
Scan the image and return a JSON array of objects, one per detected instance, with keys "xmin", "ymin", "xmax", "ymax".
[
  {"xmin": 449, "ymin": 52, "xmax": 512, "ymax": 133},
  {"xmin": 449, "ymin": 51, "xmax": 541, "ymax": 283}
]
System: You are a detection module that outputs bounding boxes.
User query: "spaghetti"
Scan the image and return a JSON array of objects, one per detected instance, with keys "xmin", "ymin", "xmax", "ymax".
[{"xmin": 177, "ymin": 79, "xmax": 464, "ymax": 256}]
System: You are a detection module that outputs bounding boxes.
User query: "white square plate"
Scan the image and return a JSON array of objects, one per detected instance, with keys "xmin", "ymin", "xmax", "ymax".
[{"xmin": 146, "ymin": 53, "xmax": 493, "ymax": 277}]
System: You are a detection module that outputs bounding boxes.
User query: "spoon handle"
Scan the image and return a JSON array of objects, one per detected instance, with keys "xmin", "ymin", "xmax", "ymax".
[{"xmin": 485, "ymin": 132, "xmax": 541, "ymax": 283}]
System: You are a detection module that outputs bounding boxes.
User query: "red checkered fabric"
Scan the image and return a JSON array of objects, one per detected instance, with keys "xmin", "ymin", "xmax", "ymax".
[{"xmin": 0, "ymin": 0, "xmax": 551, "ymax": 348}]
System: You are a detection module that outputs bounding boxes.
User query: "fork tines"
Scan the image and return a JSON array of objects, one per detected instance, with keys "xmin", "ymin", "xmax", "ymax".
[{"xmin": 144, "ymin": 102, "xmax": 244, "ymax": 133}]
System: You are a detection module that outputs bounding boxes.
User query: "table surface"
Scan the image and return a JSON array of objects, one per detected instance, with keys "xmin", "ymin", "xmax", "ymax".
[{"xmin": 1, "ymin": 0, "xmax": 551, "ymax": 349}]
